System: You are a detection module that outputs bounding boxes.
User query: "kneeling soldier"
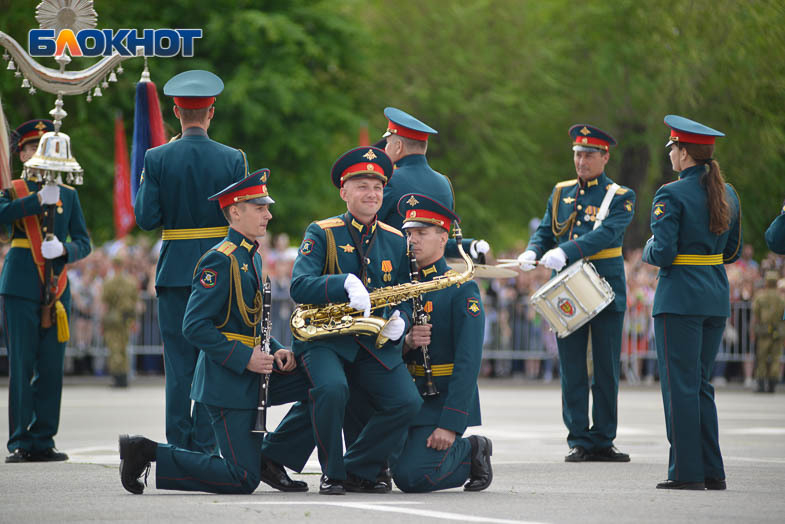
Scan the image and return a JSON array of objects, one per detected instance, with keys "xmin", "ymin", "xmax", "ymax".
[
  {"xmin": 391, "ymin": 193, "xmax": 492, "ymax": 492},
  {"xmin": 119, "ymin": 169, "xmax": 309, "ymax": 494}
]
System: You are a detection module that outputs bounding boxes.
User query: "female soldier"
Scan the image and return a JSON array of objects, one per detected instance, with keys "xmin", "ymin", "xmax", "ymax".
[{"xmin": 643, "ymin": 115, "xmax": 742, "ymax": 490}]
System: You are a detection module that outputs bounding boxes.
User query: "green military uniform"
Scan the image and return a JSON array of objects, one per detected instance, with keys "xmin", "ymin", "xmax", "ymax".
[
  {"xmin": 392, "ymin": 257, "xmax": 485, "ymax": 491},
  {"xmin": 751, "ymin": 274, "xmax": 785, "ymax": 392},
  {"xmin": 154, "ymin": 168, "xmax": 311, "ymax": 494},
  {"xmin": 377, "ymin": 107, "xmax": 475, "ymax": 257},
  {"xmin": 527, "ymin": 125, "xmax": 635, "ymax": 456},
  {"xmin": 0, "ymin": 178, "xmax": 91, "ymax": 456},
  {"xmin": 642, "ymin": 115, "xmax": 742, "ymax": 486},
  {"xmin": 101, "ymin": 270, "xmax": 139, "ymax": 385},
  {"xmin": 134, "ymin": 70, "xmax": 247, "ymax": 453},
  {"xmin": 765, "ymin": 200, "xmax": 785, "ymax": 256},
  {"xmin": 263, "ymin": 147, "xmax": 422, "ymax": 486}
]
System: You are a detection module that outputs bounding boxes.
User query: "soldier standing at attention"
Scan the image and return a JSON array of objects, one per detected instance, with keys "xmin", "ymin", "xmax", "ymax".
[
  {"xmin": 643, "ymin": 115, "xmax": 742, "ymax": 490},
  {"xmin": 517, "ymin": 124, "xmax": 635, "ymax": 463},
  {"xmin": 119, "ymin": 170, "xmax": 309, "ymax": 495},
  {"xmin": 391, "ymin": 193, "xmax": 492, "ymax": 493},
  {"xmin": 1, "ymin": 119, "xmax": 91, "ymax": 463},
  {"xmin": 750, "ymin": 271, "xmax": 785, "ymax": 393},
  {"xmin": 134, "ymin": 70, "xmax": 247, "ymax": 453},
  {"xmin": 101, "ymin": 255, "xmax": 140, "ymax": 388}
]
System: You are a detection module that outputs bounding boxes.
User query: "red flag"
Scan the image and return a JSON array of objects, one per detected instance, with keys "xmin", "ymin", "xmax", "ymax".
[
  {"xmin": 114, "ymin": 114, "xmax": 135, "ymax": 238},
  {"xmin": 358, "ymin": 123, "xmax": 369, "ymax": 146}
]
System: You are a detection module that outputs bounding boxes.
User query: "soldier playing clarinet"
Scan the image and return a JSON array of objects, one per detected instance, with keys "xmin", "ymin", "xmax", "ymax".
[
  {"xmin": 119, "ymin": 169, "xmax": 310, "ymax": 495},
  {"xmin": 392, "ymin": 193, "xmax": 492, "ymax": 493}
]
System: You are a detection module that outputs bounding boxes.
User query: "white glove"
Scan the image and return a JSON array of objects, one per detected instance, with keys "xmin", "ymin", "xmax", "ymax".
[
  {"xmin": 344, "ymin": 273, "xmax": 371, "ymax": 317},
  {"xmin": 470, "ymin": 239, "xmax": 490, "ymax": 258},
  {"xmin": 39, "ymin": 184, "xmax": 60, "ymax": 205},
  {"xmin": 41, "ymin": 237, "xmax": 65, "ymax": 259},
  {"xmin": 517, "ymin": 250, "xmax": 537, "ymax": 272},
  {"xmin": 541, "ymin": 247, "xmax": 567, "ymax": 271},
  {"xmin": 381, "ymin": 310, "xmax": 405, "ymax": 341}
]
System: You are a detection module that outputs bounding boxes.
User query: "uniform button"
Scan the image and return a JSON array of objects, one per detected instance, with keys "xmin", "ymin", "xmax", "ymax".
[
  {"xmin": 577, "ymin": 205, "xmax": 582, "ymax": 210},
  {"xmin": 580, "ymin": 189, "xmax": 585, "ymax": 195},
  {"xmin": 576, "ymin": 220, "xmax": 582, "ymax": 226},
  {"xmin": 367, "ymin": 278, "xmax": 371, "ymax": 284},
  {"xmin": 573, "ymin": 234, "xmax": 579, "ymax": 239}
]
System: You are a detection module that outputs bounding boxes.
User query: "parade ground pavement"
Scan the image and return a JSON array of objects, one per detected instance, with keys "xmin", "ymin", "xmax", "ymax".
[{"xmin": 0, "ymin": 378, "xmax": 783, "ymax": 523}]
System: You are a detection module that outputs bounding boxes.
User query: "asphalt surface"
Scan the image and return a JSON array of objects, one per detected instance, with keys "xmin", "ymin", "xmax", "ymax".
[{"xmin": 0, "ymin": 378, "xmax": 783, "ymax": 523}]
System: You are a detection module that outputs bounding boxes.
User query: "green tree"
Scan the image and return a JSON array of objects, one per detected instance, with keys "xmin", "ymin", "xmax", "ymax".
[{"xmin": 1, "ymin": 0, "xmax": 368, "ymax": 243}]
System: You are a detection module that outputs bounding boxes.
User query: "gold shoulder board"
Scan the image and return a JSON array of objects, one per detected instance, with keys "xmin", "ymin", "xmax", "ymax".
[
  {"xmin": 316, "ymin": 218, "xmax": 344, "ymax": 229},
  {"xmin": 215, "ymin": 241, "xmax": 238, "ymax": 256},
  {"xmin": 555, "ymin": 179, "xmax": 578, "ymax": 189},
  {"xmin": 377, "ymin": 221, "xmax": 403, "ymax": 237}
]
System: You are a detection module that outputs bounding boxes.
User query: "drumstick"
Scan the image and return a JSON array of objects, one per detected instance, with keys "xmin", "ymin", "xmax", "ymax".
[{"xmin": 496, "ymin": 259, "xmax": 543, "ymax": 266}]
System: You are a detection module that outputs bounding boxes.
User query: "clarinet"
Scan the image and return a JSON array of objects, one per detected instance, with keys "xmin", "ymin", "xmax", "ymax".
[
  {"xmin": 252, "ymin": 276, "xmax": 272, "ymax": 433},
  {"xmin": 408, "ymin": 243, "xmax": 439, "ymax": 398}
]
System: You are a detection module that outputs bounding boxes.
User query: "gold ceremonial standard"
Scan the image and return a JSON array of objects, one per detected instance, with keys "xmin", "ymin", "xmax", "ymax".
[{"xmin": 290, "ymin": 227, "xmax": 474, "ymax": 348}]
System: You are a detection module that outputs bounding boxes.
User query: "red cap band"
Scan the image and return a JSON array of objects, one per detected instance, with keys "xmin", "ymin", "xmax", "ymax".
[
  {"xmin": 573, "ymin": 136, "xmax": 610, "ymax": 151},
  {"xmin": 668, "ymin": 128, "xmax": 716, "ymax": 145},
  {"xmin": 173, "ymin": 96, "xmax": 216, "ymax": 109},
  {"xmin": 405, "ymin": 209, "xmax": 451, "ymax": 230},
  {"xmin": 218, "ymin": 184, "xmax": 268, "ymax": 208},
  {"xmin": 340, "ymin": 162, "xmax": 388, "ymax": 186},
  {"xmin": 17, "ymin": 130, "xmax": 46, "ymax": 149},
  {"xmin": 386, "ymin": 120, "xmax": 429, "ymax": 142}
]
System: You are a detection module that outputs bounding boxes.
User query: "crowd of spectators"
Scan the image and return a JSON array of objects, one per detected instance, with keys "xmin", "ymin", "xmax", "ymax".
[{"xmin": 0, "ymin": 234, "xmax": 782, "ymax": 387}]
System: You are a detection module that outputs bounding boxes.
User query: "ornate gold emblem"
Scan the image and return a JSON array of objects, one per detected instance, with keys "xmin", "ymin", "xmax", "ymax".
[
  {"xmin": 339, "ymin": 243, "xmax": 355, "ymax": 253},
  {"xmin": 363, "ymin": 149, "xmax": 377, "ymax": 160},
  {"xmin": 406, "ymin": 195, "xmax": 419, "ymax": 207},
  {"xmin": 562, "ymin": 197, "xmax": 575, "ymax": 204},
  {"xmin": 581, "ymin": 137, "xmax": 588, "ymax": 144},
  {"xmin": 410, "ymin": 211, "xmax": 417, "ymax": 218},
  {"xmin": 580, "ymin": 126, "xmax": 591, "ymax": 136},
  {"xmin": 241, "ymin": 263, "xmax": 249, "ymax": 272}
]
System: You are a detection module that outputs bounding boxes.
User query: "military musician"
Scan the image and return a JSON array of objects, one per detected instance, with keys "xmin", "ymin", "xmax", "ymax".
[
  {"xmin": 391, "ymin": 193, "xmax": 493, "ymax": 493},
  {"xmin": 1, "ymin": 119, "xmax": 91, "ymax": 463},
  {"xmin": 517, "ymin": 124, "xmax": 634, "ymax": 463},
  {"xmin": 119, "ymin": 170, "xmax": 310, "ymax": 495}
]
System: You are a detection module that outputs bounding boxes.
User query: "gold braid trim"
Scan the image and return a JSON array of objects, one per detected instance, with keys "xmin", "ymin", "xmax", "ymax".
[
  {"xmin": 322, "ymin": 228, "xmax": 342, "ymax": 275},
  {"xmin": 551, "ymin": 185, "xmax": 577, "ymax": 238},
  {"xmin": 216, "ymin": 253, "xmax": 263, "ymax": 329}
]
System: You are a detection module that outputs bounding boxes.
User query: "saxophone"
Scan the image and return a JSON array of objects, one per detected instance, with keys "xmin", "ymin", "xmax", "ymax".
[{"xmin": 290, "ymin": 227, "xmax": 474, "ymax": 348}]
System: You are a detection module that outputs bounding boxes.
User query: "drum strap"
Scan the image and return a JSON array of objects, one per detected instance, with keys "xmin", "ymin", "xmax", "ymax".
[{"xmin": 593, "ymin": 183, "xmax": 619, "ymax": 230}]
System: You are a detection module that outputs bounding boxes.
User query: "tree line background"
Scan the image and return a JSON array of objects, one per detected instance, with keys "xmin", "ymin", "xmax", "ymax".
[{"xmin": 1, "ymin": 0, "xmax": 784, "ymax": 255}]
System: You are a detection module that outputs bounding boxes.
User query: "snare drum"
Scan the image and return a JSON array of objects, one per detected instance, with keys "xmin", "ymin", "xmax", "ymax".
[{"xmin": 530, "ymin": 260, "xmax": 615, "ymax": 338}]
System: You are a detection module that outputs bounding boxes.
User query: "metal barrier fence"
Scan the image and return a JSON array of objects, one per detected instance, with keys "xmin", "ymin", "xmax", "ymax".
[{"xmin": 0, "ymin": 293, "xmax": 763, "ymax": 379}]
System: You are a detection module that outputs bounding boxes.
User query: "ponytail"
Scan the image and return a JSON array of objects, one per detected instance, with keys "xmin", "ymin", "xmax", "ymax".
[
  {"xmin": 679, "ymin": 143, "xmax": 730, "ymax": 235},
  {"xmin": 703, "ymin": 159, "xmax": 730, "ymax": 235}
]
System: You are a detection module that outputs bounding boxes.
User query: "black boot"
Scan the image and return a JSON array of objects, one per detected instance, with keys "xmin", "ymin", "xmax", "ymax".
[
  {"xmin": 119, "ymin": 434, "xmax": 157, "ymax": 494},
  {"xmin": 344, "ymin": 472, "xmax": 388, "ymax": 493},
  {"xmin": 29, "ymin": 448, "xmax": 69, "ymax": 462},
  {"xmin": 464, "ymin": 435, "xmax": 493, "ymax": 491},
  {"xmin": 755, "ymin": 379, "xmax": 766, "ymax": 393},
  {"xmin": 111, "ymin": 374, "xmax": 128, "ymax": 388},
  {"xmin": 319, "ymin": 475, "xmax": 346, "ymax": 495},
  {"xmin": 259, "ymin": 457, "xmax": 308, "ymax": 492},
  {"xmin": 767, "ymin": 378, "xmax": 776, "ymax": 393},
  {"xmin": 376, "ymin": 464, "xmax": 392, "ymax": 492}
]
